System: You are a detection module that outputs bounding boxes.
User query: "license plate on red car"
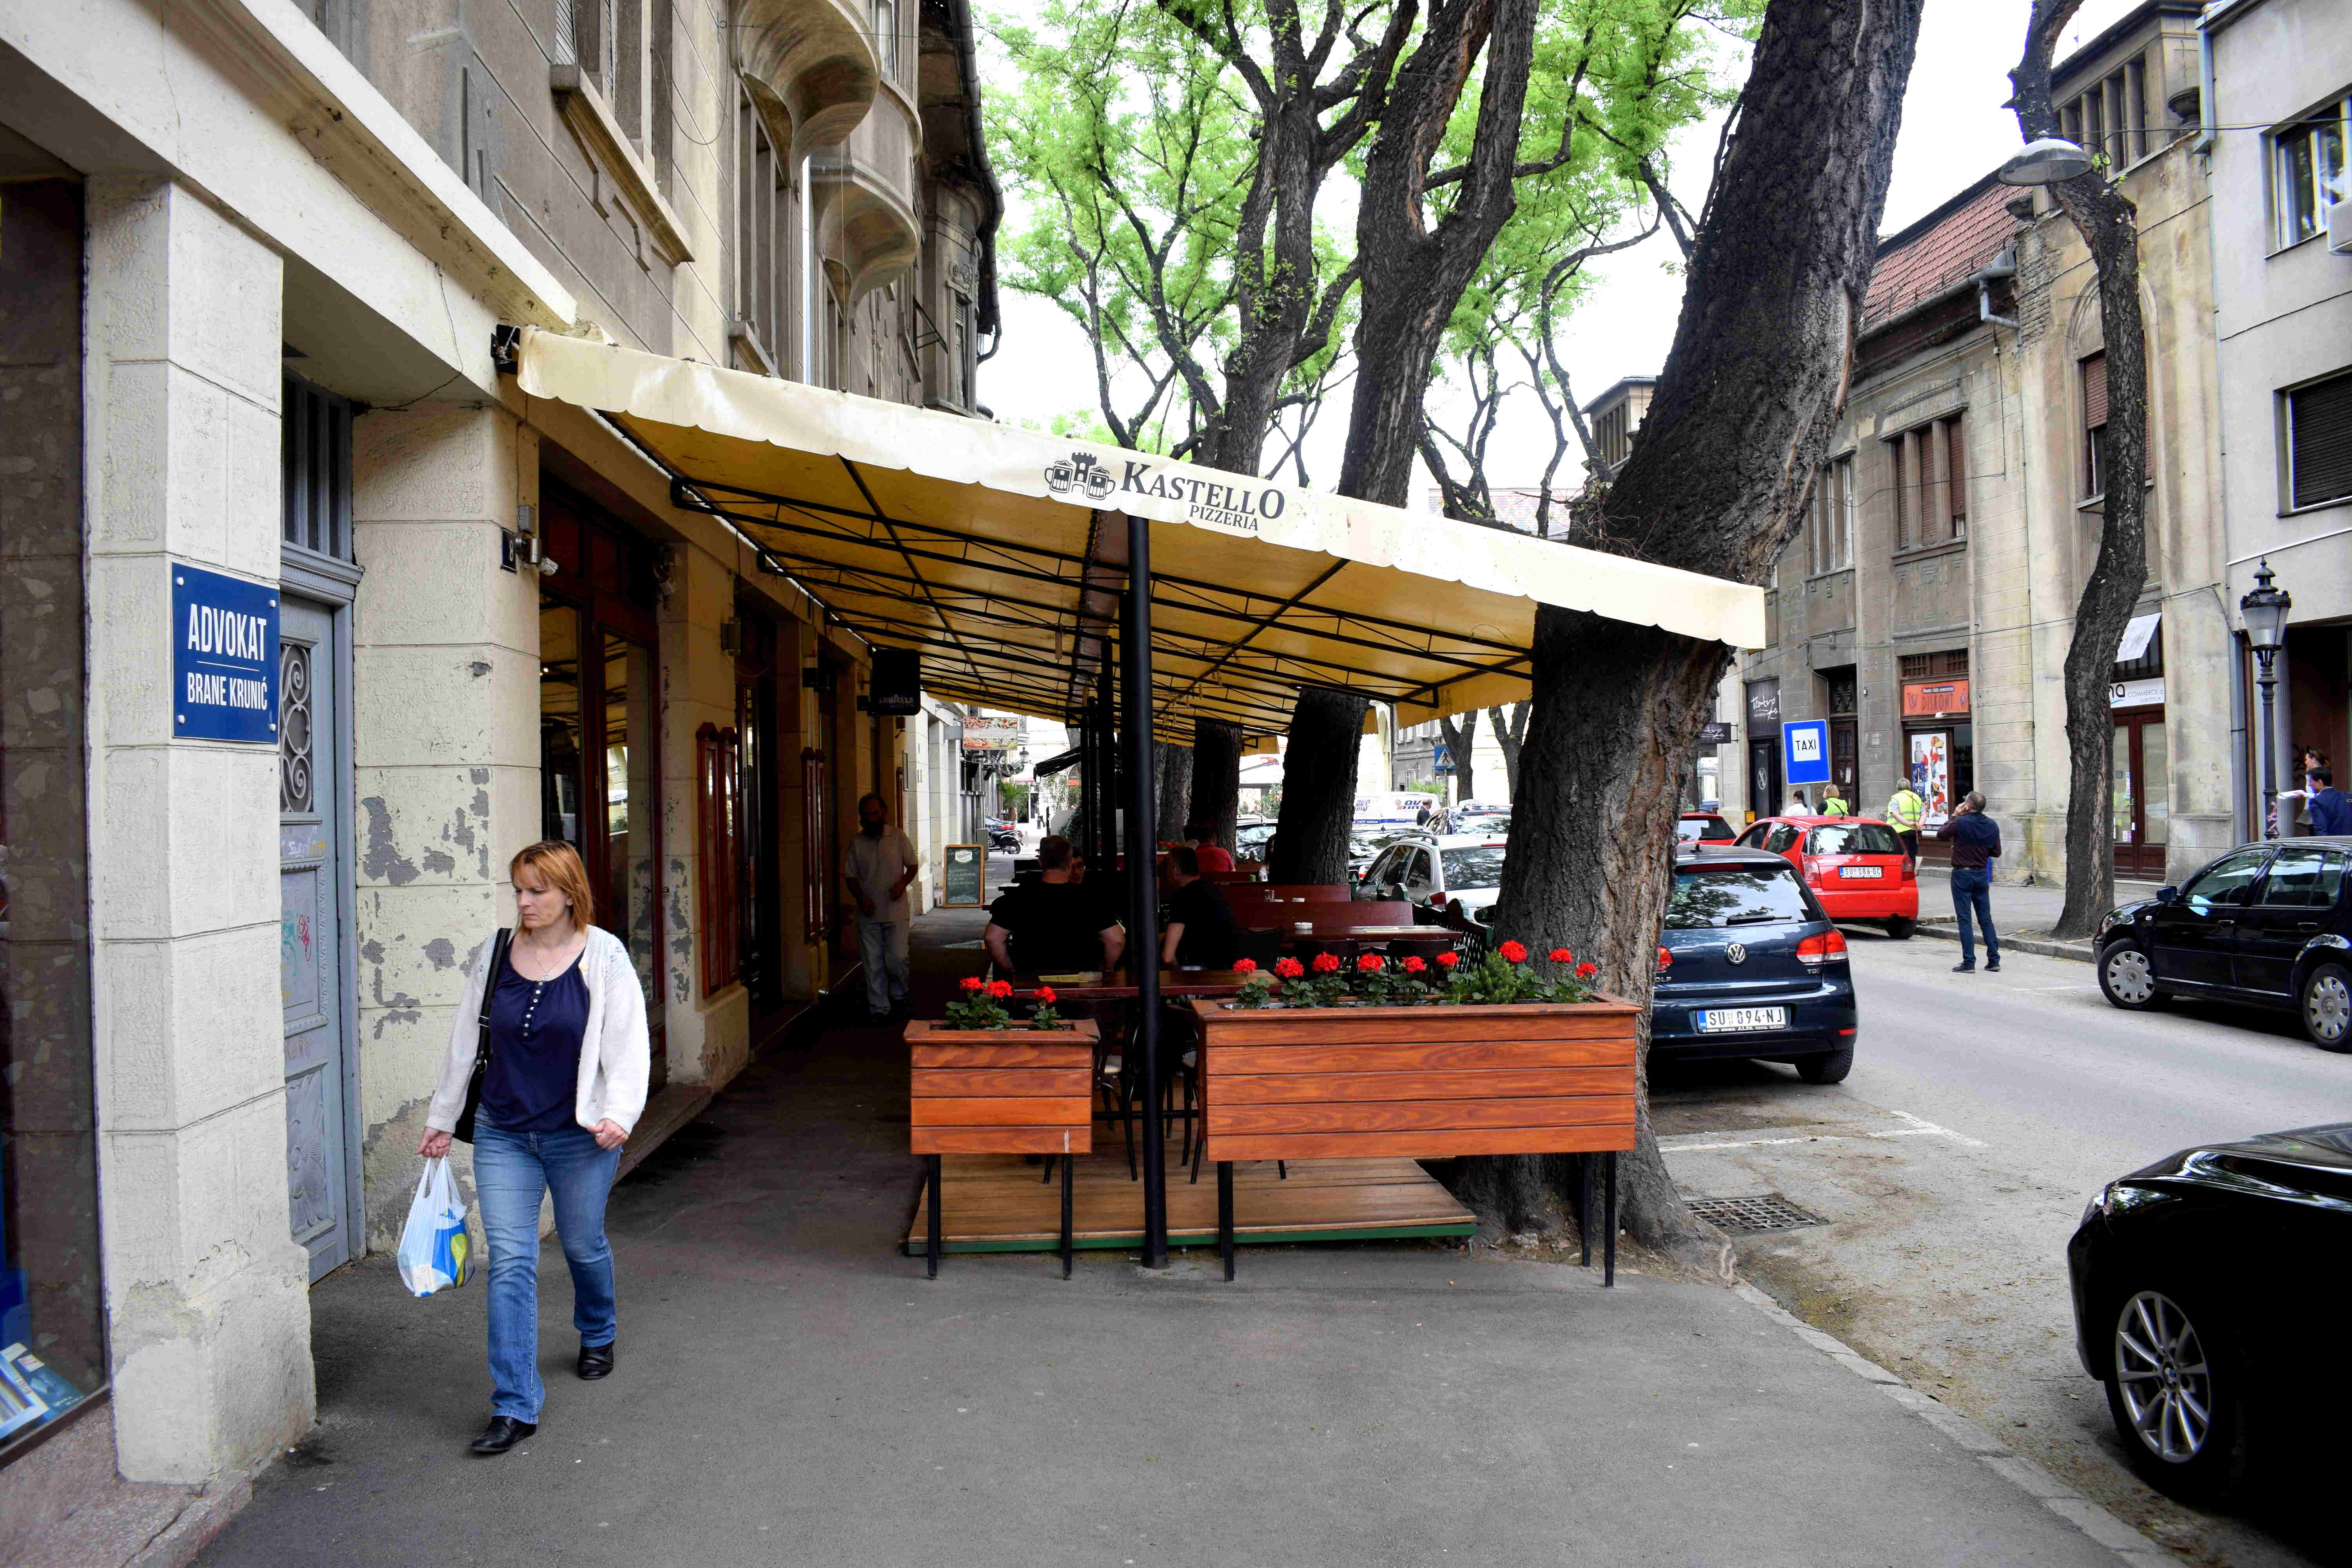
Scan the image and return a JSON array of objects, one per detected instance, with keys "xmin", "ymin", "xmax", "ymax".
[{"xmin": 1838, "ymin": 866, "xmax": 1885, "ymax": 878}]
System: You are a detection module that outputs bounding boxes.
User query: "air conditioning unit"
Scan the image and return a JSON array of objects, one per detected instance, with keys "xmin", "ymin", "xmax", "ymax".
[{"xmin": 2331, "ymin": 198, "xmax": 2352, "ymax": 254}]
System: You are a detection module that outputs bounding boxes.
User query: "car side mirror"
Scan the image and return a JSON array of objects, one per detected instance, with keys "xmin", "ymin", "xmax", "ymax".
[{"xmin": 2154, "ymin": 886, "xmax": 2178, "ymax": 904}]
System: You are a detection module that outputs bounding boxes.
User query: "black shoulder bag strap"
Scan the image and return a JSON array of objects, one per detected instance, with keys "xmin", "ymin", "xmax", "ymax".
[{"xmin": 452, "ymin": 928, "xmax": 514, "ymax": 1145}]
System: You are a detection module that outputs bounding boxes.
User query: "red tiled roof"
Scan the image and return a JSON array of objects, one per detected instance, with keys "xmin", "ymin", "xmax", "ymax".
[{"xmin": 1862, "ymin": 180, "xmax": 2019, "ymax": 330}]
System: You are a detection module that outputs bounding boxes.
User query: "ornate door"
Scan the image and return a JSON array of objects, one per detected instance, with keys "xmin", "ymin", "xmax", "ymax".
[{"xmin": 279, "ymin": 597, "xmax": 354, "ymax": 1279}]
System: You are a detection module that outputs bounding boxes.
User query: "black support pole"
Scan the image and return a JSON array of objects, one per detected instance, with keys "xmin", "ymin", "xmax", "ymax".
[{"xmin": 1123, "ymin": 512, "xmax": 1168, "ymax": 1269}]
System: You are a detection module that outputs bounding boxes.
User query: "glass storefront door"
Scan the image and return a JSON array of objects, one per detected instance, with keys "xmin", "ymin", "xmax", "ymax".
[{"xmin": 2112, "ymin": 708, "xmax": 2168, "ymax": 880}]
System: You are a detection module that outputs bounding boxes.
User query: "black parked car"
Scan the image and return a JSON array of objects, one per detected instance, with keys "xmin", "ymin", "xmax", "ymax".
[
  {"xmin": 2067, "ymin": 1122, "xmax": 2352, "ymax": 1501},
  {"xmin": 1652, "ymin": 845, "xmax": 1860, "ymax": 1083},
  {"xmin": 2092, "ymin": 837, "xmax": 2352, "ymax": 1049}
]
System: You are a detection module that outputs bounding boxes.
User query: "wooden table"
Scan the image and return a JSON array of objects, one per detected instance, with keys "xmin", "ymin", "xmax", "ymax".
[
  {"xmin": 1009, "ymin": 969, "xmax": 1253, "ymax": 1001},
  {"xmin": 1248, "ymin": 924, "xmax": 1459, "ymax": 947}
]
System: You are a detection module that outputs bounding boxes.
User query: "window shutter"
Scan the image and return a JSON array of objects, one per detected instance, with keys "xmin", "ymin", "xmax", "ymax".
[
  {"xmin": 2290, "ymin": 373, "xmax": 2352, "ymax": 510},
  {"xmin": 2083, "ymin": 353, "xmax": 2108, "ymax": 430},
  {"xmin": 1946, "ymin": 415, "xmax": 1967, "ymax": 530}
]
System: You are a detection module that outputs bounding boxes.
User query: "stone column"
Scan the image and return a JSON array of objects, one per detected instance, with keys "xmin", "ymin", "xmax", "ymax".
[
  {"xmin": 83, "ymin": 176, "xmax": 313, "ymax": 1483},
  {"xmin": 657, "ymin": 538, "xmax": 746, "ymax": 1085},
  {"xmin": 348, "ymin": 402, "xmax": 538, "ymax": 1249}
]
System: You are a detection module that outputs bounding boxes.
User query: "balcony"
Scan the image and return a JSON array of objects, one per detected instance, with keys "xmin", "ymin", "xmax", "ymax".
[
  {"xmin": 813, "ymin": 83, "xmax": 921, "ymax": 303},
  {"xmin": 736, "ymin": 0, "xmax": 877, "ymax": 164}
]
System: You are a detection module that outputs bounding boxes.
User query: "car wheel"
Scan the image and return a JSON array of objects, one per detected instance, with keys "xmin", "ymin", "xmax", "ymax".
[
  {"xmin": 2102, "ymin": 1286, "xmax": 2252, "ymax": 1502},
  {"xmin": 1884, "ymin": 915, "xmax": 1915, "ymax": 940},
  {"xmin": 1795, "ymin": 1045, "xmax": 1853, "ymax": 1085},
  {"xmin": 2097, "ymin": 944, "xmax": 2167, "ymax": 1011},
  {"xmin": 2302, "ymin": 962, "xmax": 2352, "ymax": 1053}
]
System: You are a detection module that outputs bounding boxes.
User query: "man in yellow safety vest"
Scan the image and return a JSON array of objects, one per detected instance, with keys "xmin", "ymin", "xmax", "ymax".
[{"xmin": 1885, "ymin": 782, "xmax": 1926, "ymax": 863}]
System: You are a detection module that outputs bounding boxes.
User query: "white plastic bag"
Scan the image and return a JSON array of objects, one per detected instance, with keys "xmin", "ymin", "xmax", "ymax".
[{"xmin": 397, "ymin": 1156, "xmax": 474, "ymax": 1298}]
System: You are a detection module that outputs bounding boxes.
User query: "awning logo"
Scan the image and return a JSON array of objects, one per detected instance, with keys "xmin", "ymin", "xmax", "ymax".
[
  {"xmin": 1044, "ymin": 452, "xmax": 1117, "ymax": 501},
  {"xmin": 1043, "ymin": 450, "xmax": 1288, "ymax": 536}
]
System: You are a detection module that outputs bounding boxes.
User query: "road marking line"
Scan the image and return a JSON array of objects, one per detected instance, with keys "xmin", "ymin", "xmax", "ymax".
[{"xmin": 1661, "ymin": 1108, "xmax": 1985, "ymax": 1153}]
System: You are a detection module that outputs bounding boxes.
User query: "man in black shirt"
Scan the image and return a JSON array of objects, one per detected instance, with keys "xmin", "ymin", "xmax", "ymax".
[
  {"xmin": 1160, "ymin": 845, "xmax": 1241, "ymax": 969},
  {"xmin": 985, "ymin": 835, "xmax": 1125, "ymax": 975}
]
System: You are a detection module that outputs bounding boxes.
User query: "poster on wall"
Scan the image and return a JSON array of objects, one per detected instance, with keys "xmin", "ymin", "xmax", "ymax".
[{"xmin": 1910, "ymin": 732, "xmax": 1952, "ymax": 826}]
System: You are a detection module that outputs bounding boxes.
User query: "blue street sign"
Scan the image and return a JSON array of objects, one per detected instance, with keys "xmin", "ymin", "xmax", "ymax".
[
  {"xmin": 1781, "ymin": 719, "xmax": 1831, "ymax": 786},
  {"xmin": 1432, "ymin": 741, "xmax": 1454, "ymax": 769},
  {"xmin": 172, "ymin": 564, "xmax": 279, "ymax": 742}
]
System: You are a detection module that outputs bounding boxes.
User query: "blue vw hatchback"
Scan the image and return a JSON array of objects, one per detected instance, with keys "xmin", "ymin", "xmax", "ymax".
[{"xmin": 1652, "ymin": 844, "xmax": 1860, "ymax": 1083}]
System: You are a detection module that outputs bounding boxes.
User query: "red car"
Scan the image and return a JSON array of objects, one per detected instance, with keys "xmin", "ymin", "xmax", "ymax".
[
  {"xmin": 1734, "ymin": 815, "xmax": 1918, "ymax": 938},
  {"xmin": 1676, "ymin": 811, "xmax": 1737, "ymax": 847}
]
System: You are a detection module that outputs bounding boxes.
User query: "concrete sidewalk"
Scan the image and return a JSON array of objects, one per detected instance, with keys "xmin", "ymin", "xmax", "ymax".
[
  {"xmin": 1906, "ymin": 870, "xmax": 2163, "ymax": 963},
  {"xmin": 193, "ymin": 910, "xmax": 2144, "ymax": 1568}
]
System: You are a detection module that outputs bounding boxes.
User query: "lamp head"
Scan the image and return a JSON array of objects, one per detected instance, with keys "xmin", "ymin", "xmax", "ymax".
[
  {"xmin": 2240, "ymin": 558, "xmax": 2292, "ymax": 652},
  {"xmin": 1997, "ymin": 138, "xmax": 2096, "ymax": 185}
]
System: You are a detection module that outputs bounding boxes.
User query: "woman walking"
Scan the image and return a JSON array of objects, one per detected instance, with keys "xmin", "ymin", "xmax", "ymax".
[{"xmin": 418, "ymin": 841, "xmax": 650, "ymax": 1455}]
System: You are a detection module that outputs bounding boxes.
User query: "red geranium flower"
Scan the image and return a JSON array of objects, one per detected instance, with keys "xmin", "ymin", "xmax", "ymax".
[
  {"xmin": 1034, "ymin": 985, "xmax": 1057, "ymax": 1005},
  {"xmin": 1232, "ymin": 958, "xmax": 1258, "ymax": 975},
  {"xmin": 986, "ymin": 979, "xmax": 1013, "ymax": 1000},
  {"xmin": 1548, "ymin": 947, "xmax": 1573, "ymax": 965},
  {"xmin": 1311, "ymin": 952, "xmax": 1341, "ymax": 975},
  {"xmin": 1576, "ymin": 962, "xmax": 1599, "ymax": 981},
  {"xmin": 1498, "ymin": 940, "xmax": 1528, "ymax": 964},
  {"xmin": 1435, "ymin": 950, "xmax": 1460, "ymax": 969},
  {"xmin": 1354, "ymin": 952, "xmax": 1385, "ymax": 973},
  {"xmin": 959, "ymin": 976, "xmax": 984, "ymax": 993},
  {"xmin": 1274, "ymin": 957, "xmax": 1305, "ymax": 979},
  {"xmin": 1402, "ymin": 955, "xmax": 1427, "ymax": 975}
]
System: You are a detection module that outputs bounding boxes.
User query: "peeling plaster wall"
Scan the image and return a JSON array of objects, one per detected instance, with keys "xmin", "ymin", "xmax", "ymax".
[
  {"xmin": 83, "ymin": 177, "xmax": 315, "ymax": 1483},
  {"xmin": 348, "ymin": 401, "xmax": 539, "ymax": 1251},
  {"xmin": 657, "ymin": 539, "xmax": 750, "ymax": 1086}
]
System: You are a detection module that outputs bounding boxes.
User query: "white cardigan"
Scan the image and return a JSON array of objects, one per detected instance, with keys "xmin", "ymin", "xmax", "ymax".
[{"xmin": 425, "ymin": 925, "xmax": 653, "ymax": 1136}]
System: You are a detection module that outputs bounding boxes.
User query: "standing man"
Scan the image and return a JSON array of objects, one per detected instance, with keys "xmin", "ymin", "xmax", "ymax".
[
  {"xmin": 2305, "ymin": 767, "xmax": 2352, "ymax": 836},
  {"xmin": 1884, "ymin": 779, "xmax": 1926, "ymax": 865},
  {"xmin": 845, "ymin": 792, "xmax": 919, "ymax": 1020},
  {"xmin": 1935, "ymin": 791, "xmax": 2002, "ymax": 974}
]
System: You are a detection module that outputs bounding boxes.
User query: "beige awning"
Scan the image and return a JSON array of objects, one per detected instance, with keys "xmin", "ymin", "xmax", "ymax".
[{"xmin": 515, "ymin": 329, "xmax": 1764, "ymax": 740}]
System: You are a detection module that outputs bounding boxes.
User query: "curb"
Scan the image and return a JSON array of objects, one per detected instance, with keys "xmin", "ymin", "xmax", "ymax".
[
  {"xmin": 1730, "ymin": 1282, "xmax": 2172, "ymax": 1566},
  {"xmin": 1912, "ymin": 921, "xmax": 2095, "ymax": 964}
]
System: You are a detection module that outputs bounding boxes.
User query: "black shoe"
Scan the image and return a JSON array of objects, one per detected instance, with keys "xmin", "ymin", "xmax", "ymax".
[
  {"xmin": 578, "ymin": 1339, "xmax": 615, "ymax": 1380},
  {"xmin": 1985, "ymin": 960, "xmax": 2001, "ymax": 972},
  {"xmin": 470, "ymin": 1416, "xmax": 537, "ymax": 1454},
  {"xmin": 1951, "ymin": 962, "xmax": 1975, "ymax": 973}
]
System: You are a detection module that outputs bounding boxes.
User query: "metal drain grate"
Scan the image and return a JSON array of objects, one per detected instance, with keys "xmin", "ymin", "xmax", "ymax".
[{"xmin": 1686, "ymin": 1194, "xmax": 1825, "ymax": 1234}]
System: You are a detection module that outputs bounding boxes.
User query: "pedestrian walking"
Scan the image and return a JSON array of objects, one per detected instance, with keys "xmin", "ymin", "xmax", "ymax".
[
  {"xmin": 2305, "ymin": 767, "xmax": 2352, "ymax": 836},
  {"xmin": 1934, "ymin": 791, "xmax": 2002, "ymax": 973},
  {"xmin": 1785, "ymin": 789, "xmax": 1810, "ymax": 815},
  {"xmin": 419, "ymin": 840, "xmax": 650, "ymax": 1455},
  {"xmin": 1884, "ymin": 782, "xmax": 1925, "ymax": 864},
  {"xmin": 845, "ymin": 791, "xmax": 919, "ymax": 1019}
]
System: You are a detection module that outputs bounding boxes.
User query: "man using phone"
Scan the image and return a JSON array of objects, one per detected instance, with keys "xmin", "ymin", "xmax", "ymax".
[{"xmin": 1934, "ymin": 791, "xmax": 2002, "ymax": 973}]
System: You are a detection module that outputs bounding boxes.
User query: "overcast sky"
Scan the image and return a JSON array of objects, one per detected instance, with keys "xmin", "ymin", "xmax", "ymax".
[{"xmin": 977, "ymin": 0, "xmax": 2144, "ymax": 492}]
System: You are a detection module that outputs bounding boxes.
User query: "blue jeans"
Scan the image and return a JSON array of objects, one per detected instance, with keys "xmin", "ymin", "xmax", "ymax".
[
  {"xmin": 858, "ymin": 918, "xmax": 909, "ymax": 1013},
  {"xmin": 473, "ymin": 1118, "xmax": 621, "ymax": 1421},
  {"xmin": 1951, "ymin": 867, "xmax": 1999, "ymax": 967}
]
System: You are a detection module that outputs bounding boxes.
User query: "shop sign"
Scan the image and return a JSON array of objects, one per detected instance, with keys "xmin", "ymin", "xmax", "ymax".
[
  {"xmin": 2109, "ymin": 677, "xmax": 2164, "ymax": 709},
  {"xmin": 1697, "ymin": 721, "xmax": 1735, "ymax": 746},
  {"xmin": 1901, "ymin": 678, "xmax": 1969, "ymax": 717},
  {"xmin": 962, "ymin": 715, "xmax": 1025, "ymax": 751},
  {"xmin": 1782, "ymin": 719, "xmax": 1831, "ymax": 785},
  {"xmin": 1745, "ymin": 679, "xmax": 1780, "ymax": 727},
  {"xmin": 172, "ymin": 564, "xmax": 278, "ymax": 743}
]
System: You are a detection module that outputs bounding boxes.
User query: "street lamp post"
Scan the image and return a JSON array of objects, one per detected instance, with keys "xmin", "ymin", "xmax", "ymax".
[{"xmin": 2240, "ymin": 559, "xmax": 2292, "ymax": 839}]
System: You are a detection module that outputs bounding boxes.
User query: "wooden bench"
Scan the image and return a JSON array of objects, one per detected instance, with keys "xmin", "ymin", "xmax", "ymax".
[
  {"xmin": 908, "ymin": 1018, "xmax": 1099, "ymax": 1278},
  {"xmin": 1188, "ymin": 997, "xmax": 1639, "ymax": 1282}
]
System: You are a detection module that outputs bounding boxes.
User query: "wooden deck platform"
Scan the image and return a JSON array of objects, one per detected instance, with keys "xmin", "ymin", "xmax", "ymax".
[{"xmin": 902, "ymin": 1144, "xmax": 1477, "ymax": 1255}]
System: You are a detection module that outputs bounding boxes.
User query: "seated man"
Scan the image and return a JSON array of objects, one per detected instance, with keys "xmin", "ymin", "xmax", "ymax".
[
  {"xmin": 985, "ymin": 835, "xmax": 1125, "ymax": 976},
  {"xmin": 1160, "ymin": 845, "xmax": 1241, "ymax": 969},
  {"xmin": 1185, "ymin": 822, "xmax": 1236, "ymax": 875}
]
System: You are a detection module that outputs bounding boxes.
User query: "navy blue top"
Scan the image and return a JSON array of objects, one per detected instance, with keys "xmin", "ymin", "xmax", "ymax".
[
  {"xmin": 2309, "ymin": 788, "xmax": 2352, "ymax": 837},
  {"xmin": 479, "ymin": 948, "xmax": 592, "ymax": 1133}
]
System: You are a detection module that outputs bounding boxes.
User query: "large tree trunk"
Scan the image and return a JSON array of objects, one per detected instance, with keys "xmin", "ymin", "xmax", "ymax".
[
  {"xmin": 2012, "ymin": 0, "xmax": 2147, "ymax": 940},
  {"xmin": 1437, "ymin": 712, "xmax": 1477, "ymax": 802},
  {"xmin": 1156, "ymin": 741, "xmax": 1195, "ymax": 839},
  {"xmin": 1187, "ymin": 719, "xmax": 1244, "ymax": 852},
  {"xmin": 1485, "ymin": 0, "xmax": 1926, "ymax": 1274},
  {"xmin": 1336, "ymin": 0, "xmax": 1539, "ymax": 506},
  {"xmin": 1267, "ymin": 688, "xmax": 1370, "ymax": 884},
  {"xmin": 1486, "ymin": 702, "xmax": 1528, "ymax": 798}
]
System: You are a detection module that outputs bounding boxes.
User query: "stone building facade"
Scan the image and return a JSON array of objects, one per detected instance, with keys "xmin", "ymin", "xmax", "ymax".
[{"xmin": 0, "ymin": 0, "xmax": 998, "ymax": 1524}]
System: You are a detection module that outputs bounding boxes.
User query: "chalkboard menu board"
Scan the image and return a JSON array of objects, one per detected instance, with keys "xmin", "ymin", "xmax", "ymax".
[{"xmin": 941, "ymin": 844, "xmax": 986, "ymax": 907}]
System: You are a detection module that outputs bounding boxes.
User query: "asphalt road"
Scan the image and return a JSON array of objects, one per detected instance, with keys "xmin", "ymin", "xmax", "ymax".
[{"xmin": 1655, "ymin": 931, "xmax": 2352, "ymax": 1568}]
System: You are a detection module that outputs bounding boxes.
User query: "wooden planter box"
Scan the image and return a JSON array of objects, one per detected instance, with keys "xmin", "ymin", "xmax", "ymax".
[
  {"xmin": 906, "ymin": 1017, "xmax": 1099, "ymax": 1278},
  {"xmin": 1187, "ymin": 995, "xmax": 1640, "ymax": 1280}
]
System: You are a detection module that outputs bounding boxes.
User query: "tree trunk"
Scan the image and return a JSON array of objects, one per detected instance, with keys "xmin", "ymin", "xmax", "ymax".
[
  {"xmin": 1187, "ymin": 719, "xmax": 1244, "ymax": 852},
  {"xmin": 1486, "ymin": 702, "xmax": 1528, "ymax": 798},
  {"xmin": 1336, "ymin": 0, "xmax": 1541, "ymax": 506},
  {"xmin": 1485, "ymin": 0, "xmax": 1926, "ymax": 1273},
  {"xmin": 1267, "ymin": 688, "xmax": 1370, "ymax": 884},
  {"xmin": 1436, "ymin": 712, "xmax": 1477, "ymax": 803},
  {"xmin": 2012, "ymin": 0, "xmax": 2147, "ymax": 941},
  {"xmin": 1156, "ymin": 741, "xmax": 1195, "ymax": 840}
]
